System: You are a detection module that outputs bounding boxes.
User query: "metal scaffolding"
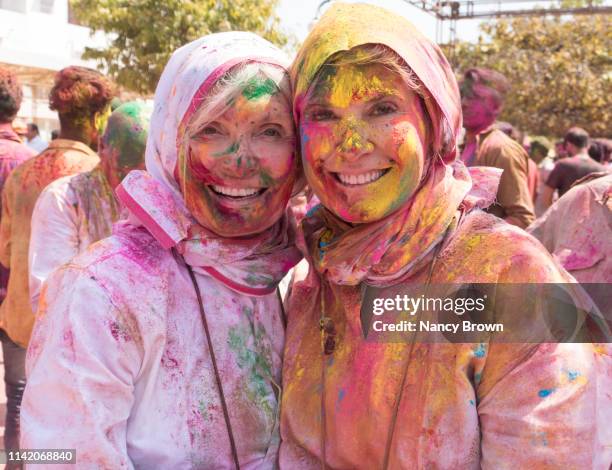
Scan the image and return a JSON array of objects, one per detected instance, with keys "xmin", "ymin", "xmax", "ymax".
[
  {"xmin": 316, "ymin": 1, "xmax": 612, "ymax": 44},
  {"xmin": 405, "ymin": 1, "xmax": 612, "ymax": 44}
]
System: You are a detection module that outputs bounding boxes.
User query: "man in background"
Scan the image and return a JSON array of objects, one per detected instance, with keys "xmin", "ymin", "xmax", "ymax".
[
  {"xmin": 25, "ymin": 123, "xmax": 48, "ymax": 153},
  {"xmin": 460, "ymin": 67, "xmax": 535, "ymax": 228},
  {"xmin": 0, "ymin": 66, "xmax": 114, "ymax": 454},
  {"xmin": 0, "ymin": 67, "xmax": 36, "ymax": 459},
  {"xmin": 29, "ymin": 101, "xmax": 151, "ymax": 309},
  {"xmin": 541, "ymin": 127, "xmax": 606, "ymax": 208}
]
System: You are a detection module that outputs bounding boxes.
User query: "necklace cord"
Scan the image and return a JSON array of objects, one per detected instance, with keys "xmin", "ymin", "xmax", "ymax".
[{"xmin": 184, "ymin": 259, "xmax": 241, "ymax": 470}]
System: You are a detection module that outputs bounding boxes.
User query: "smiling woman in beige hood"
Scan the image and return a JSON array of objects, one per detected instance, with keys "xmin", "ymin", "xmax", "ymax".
[{"xmin": 280, "ymin": 3, "xmax": 610, "ymax": 469}]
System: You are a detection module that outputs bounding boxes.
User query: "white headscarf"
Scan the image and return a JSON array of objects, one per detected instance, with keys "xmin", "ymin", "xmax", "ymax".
[{"xmin": 117, "ymin": 32, "xmax": 301, "ymax": 295}]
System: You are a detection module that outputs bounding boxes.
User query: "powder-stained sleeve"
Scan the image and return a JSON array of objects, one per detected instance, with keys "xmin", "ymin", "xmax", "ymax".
[
  {"xmin": 478, "ymin": 343, "xmax": 610, "ymax": 469},
  {"xmin": 474, "ymin": 243, "xmax": 611, "ymax": 469},
  {"xmin": 479, "ymin": 131, "xmax": 535, "ymax": 228},
  {"xmin": 21, "ymin": 266, "xmax": 143, "ymax": 469},
  {"xmin": 28, "ymin": 178, "xmax": 80, "ymax": 312}
]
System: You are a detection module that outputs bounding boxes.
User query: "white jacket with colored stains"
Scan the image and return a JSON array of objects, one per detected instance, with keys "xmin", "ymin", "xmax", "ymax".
[
  {"xmin": 21, "ymin": 221, "xmax": 285, "ymax": 468},
  {"xmin": 28, "ymin": 167, "xmax": 120, "ymax": 312}
]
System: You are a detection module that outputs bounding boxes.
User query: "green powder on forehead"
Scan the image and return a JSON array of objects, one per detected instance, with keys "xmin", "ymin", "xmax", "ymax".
[{"xmin": 242, "ymin": 77, "xmax": 278, "ymax": 101}]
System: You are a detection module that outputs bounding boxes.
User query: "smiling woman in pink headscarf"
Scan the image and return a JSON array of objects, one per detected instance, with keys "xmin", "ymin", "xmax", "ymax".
[
  {"xmin": 281, "ymin": 3, "xmax": 610, "ymax": 469},
  {"xmin": 21, "ymin": 32, "xmax": 301, "ymax": 467}
]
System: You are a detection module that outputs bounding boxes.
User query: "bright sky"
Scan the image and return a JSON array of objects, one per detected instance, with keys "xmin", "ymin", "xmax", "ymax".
[
  {"xmin": 276, "ymin": 0, "xmax": 483, "ymax": 44},
  {"xmin": 276, "ymin": 0, "xmax": 612, "ymax": 45}
]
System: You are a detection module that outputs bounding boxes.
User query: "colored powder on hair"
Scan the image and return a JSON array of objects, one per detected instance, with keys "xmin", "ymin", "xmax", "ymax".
[
  {"xmin": 242, "ymin": 77, "xmax": 277, "ymax": 101},
  {"xmin": 322, "ymin": 65, "xmax": 398, "ymax": 109},
  {"xmin": 103, "ymin": 101, "xmax": 151, "ymax": 168}
]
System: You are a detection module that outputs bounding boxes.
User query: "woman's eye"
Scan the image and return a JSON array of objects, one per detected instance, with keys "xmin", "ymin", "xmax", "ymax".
[
  {"xmin": 308, "ymin": 109, "xmax": 336, "ymax": 122},
  {"xmin": 371, "ymin": 103, "xmax": 397, "ymax": 116},
  {"xmin": 200, "ymin": 126, "xmax": 220, "ymax": 136},
  {"xmin": 261, "ymin": 127, "xmax": 282, "ymax": 137}
]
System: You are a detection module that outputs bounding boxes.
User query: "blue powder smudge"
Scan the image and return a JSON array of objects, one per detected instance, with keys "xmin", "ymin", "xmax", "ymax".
[
  {"xmin": 469, "ymin": 399, "xmax": 475, "ymax": 406},
  {"xmin": 474, "ymin": 372, "xmax": 482, "ymax": 384},
  {"xmin": 473, "ymin": 343, "xmax": 486, "ymax": 358},
  {"xmin": 319, "ymin": 238, "xmax": 331, "ymax": 259},
  {"xmin": 538, "ymin": 388, "xmax": 555, "ymax": 398},
  {"xmin": 567, "ymin": 370, "xmax": 580, "ymax": 381},
  {"xmin": 306, "ymin": 203, "xmax": 321, "ymax": 219},
  {"xmin": 338, "ymin": 389, "xmax": 346, "ymax": 404}
]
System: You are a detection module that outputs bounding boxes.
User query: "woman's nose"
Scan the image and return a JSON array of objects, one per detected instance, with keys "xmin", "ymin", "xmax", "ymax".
[
  {"xmin": 336, "ymin": 118, "xmax": 374, "ymax": 161},
  {"xmin": 222, "ymin": 141, "xmax": 259, "ymax": 177}
]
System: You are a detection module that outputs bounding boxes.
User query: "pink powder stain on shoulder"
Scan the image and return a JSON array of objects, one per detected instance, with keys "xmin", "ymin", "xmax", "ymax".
[
  {"xmin": 109, "ymin": 320, "xmax": 133, "ymax": 342},
  {"xmin": 186, "ymin": 406, "xmax": 210, "ymax": 447},
  {"xmin": 160, "ymin": 337, "xmax": 183, "ymax": 382},
  {"xmin": 556, "ymin": 245, "xmax": 602, "ymax": 271},
  {"xmin": 62, "ymin": 327, "xmax": 76, "ymax": 360}
]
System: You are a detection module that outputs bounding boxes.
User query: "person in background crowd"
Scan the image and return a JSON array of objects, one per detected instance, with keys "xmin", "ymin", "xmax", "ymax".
[
  {"xmin": 529, "ymin": 136, "xmax": 556, "ymax": 216},
  {"xmin": 25, "ymin": 123, "xmax": 48, "ymax": 154},
  {"xmin": 281, "ymin": 3, "xmax": 609, "ymax": 468},
  {"xmin": 21, "ymin": 33, "xmax": 301, "ymax": 467},
  {"xmin": 495, "ymin": 121, "xmax": 539, "ymax": 204},
  {"xmin": 0, "ymin": 66, "xmax": 114, "ymax": 454},
  {"xmin": 542, "ymin": 127, "xmax": 606, "ymax": 208},
  {"xmin": 11, "ymin": 118, "xmax": 27, "ymax": 143},
  {"xmin": 0, "ymin": 67, "xmax": 36, "ymax": 460},
  {"xmin": 460, "ymin": 68, "xmax": 535, "ymax": 228},
  {"xmin": 28, "ymin": 101, "xmax": 151, "ymax": 310},
  {"xmin": 554, "ymin": 139, "xmax": 568, "ymax": 160},
  {"xmin": 600, "ymin": 139, "xmax": 612, "ymax": 166},
  {"xmin": 496, "ymin": 121, "xmax": 523, "ymax": 146},
  {"xmin": 50, "ymin": 129, "xmax": 59, "ymax": 140},
  {"xmin": 529, "ymin": 172, "xmax": 611, "ymax": 283},
  {"xmin": 530, "ymin": 136, "xmax": 553, "ymax": 167},
  {"xmin": 588, "ymin": 138, "xmax": 612, "ymax": 165}
]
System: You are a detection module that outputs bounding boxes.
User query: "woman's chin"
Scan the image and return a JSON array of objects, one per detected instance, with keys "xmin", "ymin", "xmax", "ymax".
[
  {"xmin": 201, "ymin": 213, "xmax": 282, "ymax": 238},
  {"xmin": 321, "ymin": 199, "xmax": 388, "ymax": 225}
]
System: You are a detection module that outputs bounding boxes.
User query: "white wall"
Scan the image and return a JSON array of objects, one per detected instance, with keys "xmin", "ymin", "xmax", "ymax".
[{"xmin": 0, "ymin": 0, "xmax": 109, "ymax": 139}]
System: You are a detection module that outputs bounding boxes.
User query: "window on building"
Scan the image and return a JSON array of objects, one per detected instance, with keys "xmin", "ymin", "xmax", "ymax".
[
  {"xmin": 32, "ymin": 0, "xmax": 55, "ymax": 14},
  {"xmin": 0, "ymin": 0, "xmax": 27, "ymax": 13}
]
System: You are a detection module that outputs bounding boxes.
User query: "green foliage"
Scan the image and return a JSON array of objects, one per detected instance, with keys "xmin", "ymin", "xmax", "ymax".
[
  {"xmin": 446, "ymin": 9, "xmax": 611, "ymax": 137},
  {"xmin": 71, "ymin": 0, "xmax": 289, "ymax": 94}
]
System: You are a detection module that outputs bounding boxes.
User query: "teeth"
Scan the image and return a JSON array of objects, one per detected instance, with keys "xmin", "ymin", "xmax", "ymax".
[
  {"xmin": 211, "ymin": 185, "xmax": 259, "ymax": 197},
  {"xmin": 337, "ymin": 170, "xmax": 385, "ymax": 186}
]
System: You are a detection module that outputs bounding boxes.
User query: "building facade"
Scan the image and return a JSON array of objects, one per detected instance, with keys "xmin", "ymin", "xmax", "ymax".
[{"xmin": 0, "ymin": 0, "xmax": 106, "ymax": 140}]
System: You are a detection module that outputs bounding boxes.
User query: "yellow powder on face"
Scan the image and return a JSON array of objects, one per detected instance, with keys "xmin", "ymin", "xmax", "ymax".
[
  {"xmin": 326, "ymin": 66, "xmax": 398, "ymax": 109},
  {"xmin": 352, "ymin": 126, "xmax": 423, "ymax": 220},
  {"xmin": 337, "ymin": 117, "xmax": 374, "ymax": 153}
]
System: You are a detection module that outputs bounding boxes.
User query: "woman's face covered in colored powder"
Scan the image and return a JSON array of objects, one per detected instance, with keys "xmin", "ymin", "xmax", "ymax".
[
  {"xmin": 300, "ymin": 63, "xmax": 429, "ymax": 223},
  {"xmin": 182, "ymin": 75, "xmax": 296, "ymax": 237}
]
